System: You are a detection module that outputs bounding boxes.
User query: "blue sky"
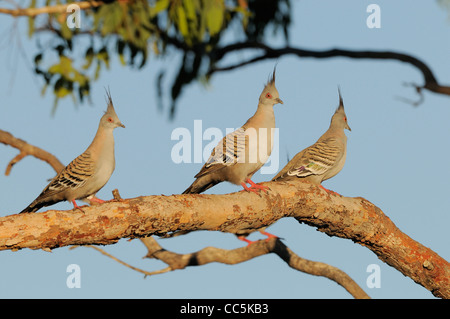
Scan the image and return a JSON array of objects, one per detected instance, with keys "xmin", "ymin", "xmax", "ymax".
[{"xmin": 0, "ymin": 0, "xmax": 449, "ymax": 299}]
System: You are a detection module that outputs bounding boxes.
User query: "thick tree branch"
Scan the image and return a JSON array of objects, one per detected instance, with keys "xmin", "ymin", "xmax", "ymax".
[
  {"xmin": 0, "ymin": 129, "xmax": 64, "ymax": 175},
  {"xmin": 0, "ymin": 180, "xmax": 448, "ymax": 298},
  {"xmin": 78, "ymin": 236, "xmax": 370, "ymax": 298},
  {"xmin": 208, "ymin": 43, "xmax": 450, "ymax": 102},
  {"xmin": 140, "ymin": 236, "xmax": 370, "ymax": 299},
  {"xmin": 1, "ymin": 121, "xmax": 449, "ymax": 299},
  {"xmin": 1, "ymin": 130, "xmax": 370, "ymax": 298}
]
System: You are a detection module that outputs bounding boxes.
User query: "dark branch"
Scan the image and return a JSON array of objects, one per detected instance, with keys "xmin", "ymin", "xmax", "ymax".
[
  {"xmin": 140, "ymin": 236, "xmax": 371, "ymax": 299},
  {"xmin": 208, "ymin": 43, "xmax": 450, "ymax": 101}
]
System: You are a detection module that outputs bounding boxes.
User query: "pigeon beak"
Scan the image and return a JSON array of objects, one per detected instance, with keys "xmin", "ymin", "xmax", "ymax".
[
  {"xmin": 119, "ymin": 122, "xmax": 125, "ymax": 128},
  {"xmin": 276, "ymin": 98, "xmax": 283, "ymax": 105},
  {"xmin": 345, "ymin": 123, "xmax": 351, "ymax": 131}
]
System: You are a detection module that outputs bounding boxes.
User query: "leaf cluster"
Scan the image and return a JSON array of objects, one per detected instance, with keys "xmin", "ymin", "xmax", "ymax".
[{"xmin": 27, "ymin": 0, "xmax": 291, "ymax": 116}]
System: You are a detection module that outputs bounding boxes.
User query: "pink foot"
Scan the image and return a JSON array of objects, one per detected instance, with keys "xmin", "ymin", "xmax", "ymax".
[
  {"xmin": 237, "ymin": 236, "xmax": 255, "ymax": 246},
  {"xmin": 240, "ymin": 178, "xmax": 269, "ymax": 193},
  {"xmin": 240, "ymin": 182, "xmax": 260, "ymax": 193},
  {"xmin": 260, "ymin": 230, "xmax": 278, "ymax": 242},
  {"xmin": 89, "ymin": 196, "xmax": 105, "ymax": 204},
  {"xmin": 247, "ymin": 179, "xmax": 269, "ymax": 192},
  {"xmin": 71, "ymin": 200, "xmax": 86, "ymax": 213}
]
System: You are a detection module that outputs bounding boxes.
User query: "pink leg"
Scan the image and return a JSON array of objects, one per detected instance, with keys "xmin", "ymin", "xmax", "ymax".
[
  {"xmin": 260, "ymin": 230, "xmax": 277, "ymax": 241},
  {"xmin": 71, "ymin": 200, "xmax": 85, "ymax": 213},
  {"xmin": 238, "ymin": 231, "xmax": 277, "ymax": 246},
  {"xmin": 90, "ymin": 196, "xmax": 105, "ymax": 204},
  {"xmin": 237, "ymin": 236, "xmax": 255, "ymax": 246},
  {"xmin": 246, "ymin": 178, "xmax": 269, "ymax": 192},
  {"xmin": 240, "ymin": 178, "xmax": 269, "ymax": 193},
  {"xmin": 240, "ymin": 182, "xmax": 260, "ymax": 193}
]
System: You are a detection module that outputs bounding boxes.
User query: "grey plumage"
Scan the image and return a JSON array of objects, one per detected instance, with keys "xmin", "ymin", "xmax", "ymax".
[
  {"xmin": 272, "ymin": 88, "xmax": 350, "ymax": 192},
  {"xmin": 19, "ymin": 91, "xmax": 125, "ymax": 213}
]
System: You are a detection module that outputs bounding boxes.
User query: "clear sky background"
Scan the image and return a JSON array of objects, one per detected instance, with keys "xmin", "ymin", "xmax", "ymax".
[{"xmin": 1, "ymin": 0, "xmax": 449, "ymax": 299}]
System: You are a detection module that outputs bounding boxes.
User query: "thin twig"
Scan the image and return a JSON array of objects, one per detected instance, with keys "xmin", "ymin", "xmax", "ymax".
[
  {"xmin": 0, "ymin": 1, "xmax": 104, "ymax": 17},
  {"xmin": 71, "ymin": 245, "xmax": 172, "ymax": 277},
  {"xmin": 208, "ymin": 43, "xmax": 450, "ymax": 105}
]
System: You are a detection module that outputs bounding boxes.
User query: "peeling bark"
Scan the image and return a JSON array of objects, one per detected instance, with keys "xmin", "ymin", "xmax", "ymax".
[
  {"xmin": 1, "ymin": 131, "xmax": 448, "ymax": 298},
  {"xmin": 0, "ymin": 180, "xmax": 448, "ymax": 298}
]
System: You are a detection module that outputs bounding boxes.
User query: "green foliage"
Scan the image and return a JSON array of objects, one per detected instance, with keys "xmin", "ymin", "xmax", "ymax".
[{"xmin": 25, "ymin": 0, "xmax": 291, "ymax": 116}]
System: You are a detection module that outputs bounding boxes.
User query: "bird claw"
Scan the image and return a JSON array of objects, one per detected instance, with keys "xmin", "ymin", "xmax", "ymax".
[
  {"xmin": 251, "ymin": 184, "xmax": 270, "ymax": 193},
  {"xmin": 73, "ymin": 205, "xmax": 86, "ymax": 214},
  {"xmin": 71, "ymin": 200, "xmax": 86, "ymax": 213},
  {"xmin": 240, "ymin": 179, "xmax": 270, "ymax": 194},
  {"xmin": 88, "ymin": 196, "xmax": 106, "ymax": 205}
]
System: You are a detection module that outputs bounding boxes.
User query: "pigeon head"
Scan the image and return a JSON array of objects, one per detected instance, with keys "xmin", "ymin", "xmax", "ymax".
[
  {"xmin": 100, "ymin": 90, "xmax": 125, "ymax": 129},
  {"xmin": 259, "ymin": 67, "xmax": 283, "ymax": 107},
  {"xmin": 330, "ymin": 87, "xmax": 351, "ymax": 131}
]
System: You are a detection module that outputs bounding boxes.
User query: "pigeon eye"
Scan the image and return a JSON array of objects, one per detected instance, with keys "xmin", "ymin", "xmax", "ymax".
[
  {"xmin": 344, "ymin": 116, "xmax": 347, "ymax": 121},
  {"xmin": 108, "ymin": 117, "xmax": 113, "ymax": 123},
  {"xmin": 265, "ymin": 92, "xmax": 272, "ymax": 98}
]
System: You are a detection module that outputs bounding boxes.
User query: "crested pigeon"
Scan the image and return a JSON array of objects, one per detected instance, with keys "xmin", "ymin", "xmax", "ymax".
[
  {"xmin": 182, "ymin": 68, "xmax": 283, "ymax": 195},
  {"xmin": 272, "ymin": 88, "xmax": 351, "ymax": 194},
  {"xmin": 19, "ymin": 91, "xmax": 125, "ymax": 214}
]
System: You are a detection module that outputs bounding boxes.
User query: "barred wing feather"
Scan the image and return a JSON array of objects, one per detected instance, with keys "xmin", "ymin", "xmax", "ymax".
[
  {"xmin": 195, "ymin": 127, "xmax": 248, "ymax": 178},
  {"xmin": 38, "ymin": 151, "xmax": 96, "ymax": 199},
  {"xmin": 287, "ymin": 138, "xmax": 341, "ymax": 177}
]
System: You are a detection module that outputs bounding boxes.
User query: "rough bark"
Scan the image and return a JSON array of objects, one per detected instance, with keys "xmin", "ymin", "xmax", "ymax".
[
  {"xmin": 3, "ymin": 129, "xmax": 372, "ymax": 298},
  {"xmin": 76, "ymin": 236, "xmax": 371, "ymax": 299},
  {"xmin": 140, "ymin": 236, "xmax": 371, "ymax": 299},
  {"xmin": 0, "ymin": 180, "xmax": 448, "ymax": 298}
]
